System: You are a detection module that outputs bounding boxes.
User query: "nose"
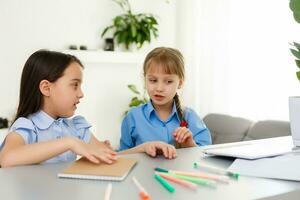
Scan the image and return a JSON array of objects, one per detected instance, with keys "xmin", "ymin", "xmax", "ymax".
[
  {"xmin": 156, "ymin": 82, "xmax": 164, "ymax": 92},
  {"xmin": 78, "ymin": 87, "xmax": 84, "ymax": 98}
]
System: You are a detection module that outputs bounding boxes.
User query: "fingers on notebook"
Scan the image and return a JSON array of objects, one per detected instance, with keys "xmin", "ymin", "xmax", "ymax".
[
  {"xmin": 86, "ymin": 155, "xmax": 100, "ymax": 164},
  {"xmin": 90, "ymin": 150, "xmax": 117, "ymax": 164}
]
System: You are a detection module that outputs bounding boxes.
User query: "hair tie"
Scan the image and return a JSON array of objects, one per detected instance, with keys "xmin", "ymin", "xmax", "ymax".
[{"xmin": 180, "ymin": 120, "xmax": 188, "ymax": 127}]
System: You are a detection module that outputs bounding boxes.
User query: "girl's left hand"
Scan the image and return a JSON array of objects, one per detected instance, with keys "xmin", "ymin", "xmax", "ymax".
[
  {"xmin": 173, "ymin": 127, "xmax": 197, "ymax": 147},
  {"xmin": 101, "ymin": 140, "xmax": 113, "ymax": 150}
]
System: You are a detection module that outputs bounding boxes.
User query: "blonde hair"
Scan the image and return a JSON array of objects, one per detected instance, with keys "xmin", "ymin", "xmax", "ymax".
[{"xmin": 143, "ymin": 47, "xmax": 187, "ymax": 124}]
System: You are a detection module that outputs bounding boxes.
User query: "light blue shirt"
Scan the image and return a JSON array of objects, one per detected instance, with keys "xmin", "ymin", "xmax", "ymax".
[
  {"xmin": 119, "ymin": 101, "xmax": 212, "ymax": 151},
  {"xmin": 0, "ymin": 110, "xmax": 92, "ymax": 164}
]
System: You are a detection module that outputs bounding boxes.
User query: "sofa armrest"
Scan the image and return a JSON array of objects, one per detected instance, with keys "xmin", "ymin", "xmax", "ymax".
[
  {"xmin": 243, "ymin": 120, "xmax": 291, "ymax": 141},
  {"xmin": 203, "ymin": 113, "xmax": 252, "ymax": 144}
]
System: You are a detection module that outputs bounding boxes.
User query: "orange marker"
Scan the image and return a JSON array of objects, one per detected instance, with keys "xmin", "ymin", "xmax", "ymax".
[{"xmin": 132, "ymin": 176, "xmax": 150, "ymax": 200}]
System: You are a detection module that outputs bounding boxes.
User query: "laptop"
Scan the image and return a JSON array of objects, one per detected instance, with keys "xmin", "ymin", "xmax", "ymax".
[{"xmin": 203, "ymin": 136, "xmax": 294, "ymax": 160}]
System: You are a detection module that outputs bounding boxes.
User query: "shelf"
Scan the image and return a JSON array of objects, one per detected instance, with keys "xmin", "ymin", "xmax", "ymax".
[{"xmin": 62, "ymin": 50, "xmax": 146, "ymax": 65}]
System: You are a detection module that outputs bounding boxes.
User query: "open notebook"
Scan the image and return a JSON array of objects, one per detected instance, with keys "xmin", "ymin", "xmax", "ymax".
[
  {"xmin": 203, "ymin": 136, "xmax": 294, "ymax": 160},
  {"xmin": 58, "ymin": 157, "xmax": 137, "ymax": 181}
]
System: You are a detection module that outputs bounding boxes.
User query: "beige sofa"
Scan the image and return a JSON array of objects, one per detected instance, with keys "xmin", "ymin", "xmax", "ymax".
[{"xmin": 203, "ymin": 113, "xmax": 291, "ymax": 144}]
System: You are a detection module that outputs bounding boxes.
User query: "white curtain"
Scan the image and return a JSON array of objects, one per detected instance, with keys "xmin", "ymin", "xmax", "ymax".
[{"xmin": 177, "ymin": 0, "xmax": 300, "ymax": 120}]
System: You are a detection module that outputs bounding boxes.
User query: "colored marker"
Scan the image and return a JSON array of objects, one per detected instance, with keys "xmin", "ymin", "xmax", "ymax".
[
  {"xmin": 132, "ymin": 176, "xmax": 150, "ymax": 200},
  {"xmin": 154, "ymin": 167, "xmax": 229, "ymax": 183},
  {"xmin": 104, "ymin": 183, "xmax": 112, "ymax": 200},
  {"xmin": 155, "ymin": 172, "xmax": 197, "ymax": 190},
  {"xmin": 154, "ymin": 174, "xmax": 175, "ymax": 193},
  {"xmin": 193, "ymin": 162, "xmax": 240, "ymax": 179},
  {"xmin": 167, "ymin": 173, "xmax": 217, "ymax": 188}
]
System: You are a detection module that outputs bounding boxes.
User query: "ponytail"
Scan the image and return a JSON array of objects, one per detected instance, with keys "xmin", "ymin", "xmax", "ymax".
[{"xmin": 174, "ymin": 93, "xmax": 188, "ymax": 127}]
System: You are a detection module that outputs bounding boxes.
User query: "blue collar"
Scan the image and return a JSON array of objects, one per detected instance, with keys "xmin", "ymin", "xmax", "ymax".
[
  {"xmin": 29, "ymin": 110, "xmax": 65, "ymax": 130},
  {"xmin": 145, "ymin": 100, "xmax": 180, "ymax": 122}
]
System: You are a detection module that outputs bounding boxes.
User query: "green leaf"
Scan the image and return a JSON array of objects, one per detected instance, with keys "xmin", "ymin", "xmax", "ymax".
[
  {"xmin": 297, "ymin": 71, "xmax": 300, "ymax": 81},
  {"xmin": 290, "ymin": 0, "xmax": 300, "ymax": 24},
  {"xmin": 296, "ymin": 60, "xmax": 300, "ymax": 68},
  {"xmin": 101, "ymin": 26, "xmax": 113, "ymax": 38},
  {"xmin": 129, "ymin": 99, "xmax": 143, "ymax": 107},
  {"xmin": 128, "ymin": 84, "xmax": 140, "ymax": 94},
  {"xmin": 293, "ymin": 42, "xmax": 300, "ymax": 50},
  {"xmin": 131, "ymin": 96, "xmax": 138, "ymax": 101},
  {"xmin": 290, "ymin": 0, "xmax": 300, "ymax": 13},
  {"xmin": 294, "ymin": 12, "xmax": 300, "ymax": 24},
  {"xmin": 130, "ymin": 23, "xmax": 137, "ymax": 37},
  {"xmin": 291, "ymin": 49, "xmax": 300, "ymax": 59}
]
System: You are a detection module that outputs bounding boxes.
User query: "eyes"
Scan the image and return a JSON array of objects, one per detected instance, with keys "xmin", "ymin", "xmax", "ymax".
[
  {"xmin": 71, "ymin": 82, "xmax": 80, "ymax": 89},
  {"xmin": 148, "ymin": 78, "xmax": 174, "ymax": 84}
]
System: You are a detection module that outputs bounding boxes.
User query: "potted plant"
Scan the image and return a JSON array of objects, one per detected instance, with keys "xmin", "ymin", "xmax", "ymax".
[
  {"xmin": 290, "ymin": 0, "xmax": 300, "ymax": 81},
  {"xmin": 289, "ymin": 0, "xmax": 300, "ymax": 147},
  {"xmin": 101, "ymin": 0, "xmax": 159, "ymax": 50}
]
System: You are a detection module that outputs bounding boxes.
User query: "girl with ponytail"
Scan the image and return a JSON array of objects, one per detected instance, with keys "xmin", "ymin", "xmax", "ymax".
[{"xmin": 119, "ymin": 47, "xmax": 211, "ymax": 159}]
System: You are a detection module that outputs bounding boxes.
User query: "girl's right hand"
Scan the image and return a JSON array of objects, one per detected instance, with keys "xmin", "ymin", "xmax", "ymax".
[
  {"xmin": 68, "ymin": 137, "xmax": 117, "ymax": 164},
  {"xmin": 141, "ymin": 141, "xmax": 177, "ymax": 159}
]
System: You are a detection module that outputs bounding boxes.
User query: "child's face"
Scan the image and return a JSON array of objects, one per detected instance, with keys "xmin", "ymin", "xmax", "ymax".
[
  {"xmin": 46, "ymin": 62, "xmax": 84, "ymax": 118},
  {"xmin": 145, "ymin": 64, "xmax": 182, "ymax": 108}
]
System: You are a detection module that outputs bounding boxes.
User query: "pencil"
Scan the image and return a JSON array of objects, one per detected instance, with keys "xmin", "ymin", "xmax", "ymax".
[{"xmin": 104, "ymin": 183, "xmax": 112, "ymax": 200}]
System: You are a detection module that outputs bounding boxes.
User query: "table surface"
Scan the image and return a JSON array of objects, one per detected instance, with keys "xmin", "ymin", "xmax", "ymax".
[{"xmin": 1, "ymin": 136, "xmax": 300, "ymax": 200}]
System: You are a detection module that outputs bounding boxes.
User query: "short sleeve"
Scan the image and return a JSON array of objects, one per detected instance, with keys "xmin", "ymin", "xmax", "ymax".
[
  {"xmin": 119, "ymin": 112, "xmax": 136, "ymax": 151},
  {"xmin": 72, "ymin": 116, "xmax": 92, "ymax": 143},
  {"xmin": 185, "ymin": 108, "xmax": 212, "ymax": 146},
  {"xmin": 9, "ymin": 117, "xmax": 37, "ymax": 144}
]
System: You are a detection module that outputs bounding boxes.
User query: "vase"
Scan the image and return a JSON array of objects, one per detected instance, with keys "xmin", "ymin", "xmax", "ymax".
[{"xmin": 289, "ymin": 96, "xmax": 300, "ymax": 147}]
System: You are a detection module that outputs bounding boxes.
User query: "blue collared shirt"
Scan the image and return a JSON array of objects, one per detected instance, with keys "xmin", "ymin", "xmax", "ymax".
[
  {"xmin": 0, "ymin": 110, "xmax": 92, "ymax": 164},
  {"xmin": 119, "ymin": 101, "xmax": 212, "ymax": 151}
]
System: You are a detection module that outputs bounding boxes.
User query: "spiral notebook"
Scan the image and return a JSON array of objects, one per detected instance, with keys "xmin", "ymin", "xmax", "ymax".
[{"xmin": 58, "ymin": 157, "xmax": 137, "ymax": 181}]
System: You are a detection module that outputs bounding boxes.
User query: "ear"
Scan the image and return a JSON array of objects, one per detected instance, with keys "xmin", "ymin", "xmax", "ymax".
[
  {"xmin": 178, "ymin": 79, "xmax": 184, "ymax": 89},
  {"xmin": 39, "ymin": 80, "xmax": 51, "ymax": 97}
]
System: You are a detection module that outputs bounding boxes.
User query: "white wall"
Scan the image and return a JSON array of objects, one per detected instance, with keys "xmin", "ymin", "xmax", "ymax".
[
  {"xmin": 176, "ymin": 0, "xmax": 300, "ymax": 122},
  {"xmin": 0, "ymin": 0, "xmax": 177, "ymax": 147}
]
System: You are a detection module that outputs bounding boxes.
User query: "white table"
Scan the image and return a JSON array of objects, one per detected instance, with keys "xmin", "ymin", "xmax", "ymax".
[{"xmin": 1, "ymin": 136, "xmax": 300, "ymax": 200}]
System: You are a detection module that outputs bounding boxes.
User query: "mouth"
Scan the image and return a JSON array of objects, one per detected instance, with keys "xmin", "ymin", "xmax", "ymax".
[
  {"xmin": 73, "ymin": 101, "xmax": 80, "ymax": 108},
  {"xmin": 153, "ymin": 94, "xmax": 164, "ymax": 100}
]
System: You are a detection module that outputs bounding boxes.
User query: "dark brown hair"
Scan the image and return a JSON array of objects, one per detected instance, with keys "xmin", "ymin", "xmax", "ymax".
[
  {"xmin": 143, "ymin": 47, "xmax": 186, "ymax": 123},
  {"xmin": 12, "ymin": 50, "xmax": 83, "ymax": 124}
]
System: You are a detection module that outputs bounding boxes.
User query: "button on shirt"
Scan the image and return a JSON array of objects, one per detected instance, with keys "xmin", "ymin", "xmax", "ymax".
[
  {"xmin": 0, "ymin": 110, "xmax": 92, "ymax": 164},
  {"xmin": 119, "ymin": 101, "xmax": 212, "ymax": 151}
]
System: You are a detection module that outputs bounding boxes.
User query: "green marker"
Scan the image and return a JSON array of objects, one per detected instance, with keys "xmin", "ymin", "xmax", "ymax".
[
  {"xmin": 154, "ymin": 174, "xmax": 175, "ymax": 193},
  {"xmin": 193, "ymin": 162, "xmax": 240, "ymax": 179},
  {"xmin": 154, "ymin": 167, "xmax": 169, "ymax": 173}
]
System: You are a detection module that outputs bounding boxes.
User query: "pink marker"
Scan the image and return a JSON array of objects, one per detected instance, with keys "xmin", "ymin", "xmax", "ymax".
[
  {"xmin": 170, "ymin": 170, "xmax": 229, "ymax": 183},
  {"xmin": 155, "ymin": 172, "xmax": 197, "ymax": 190}
]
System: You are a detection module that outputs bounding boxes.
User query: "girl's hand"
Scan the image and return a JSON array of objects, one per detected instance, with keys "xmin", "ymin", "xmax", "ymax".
[
  {"xmin": 98, "ymin": 140, "xmax": 113, "ymax": 150},
  {"xmin": 141, "ymin": 141, "xmax": 177, "ymax": 159},
  {"xmin": 69, "ymin": 137, "xmax": 117, "ymax": 164},
  {"xmin": 173, "ymin": 127, "xmax": 197, "ymax": 147}
]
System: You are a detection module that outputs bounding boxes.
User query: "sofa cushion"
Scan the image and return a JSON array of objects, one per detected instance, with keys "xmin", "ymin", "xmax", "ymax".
[
  {"xmin": 243, "ymin": 120, "xmax": 291, "ymax": 141},
  {"xmin": 203, "ymin": 113, "xmax": 252, "ymax": 144}
]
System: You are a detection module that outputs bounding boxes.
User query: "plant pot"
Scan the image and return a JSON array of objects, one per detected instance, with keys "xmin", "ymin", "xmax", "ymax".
[{"xmin": 289, "ymin": 96, "xmax": 300, "ymax": 147}]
